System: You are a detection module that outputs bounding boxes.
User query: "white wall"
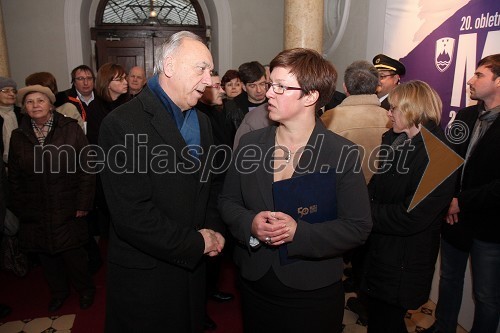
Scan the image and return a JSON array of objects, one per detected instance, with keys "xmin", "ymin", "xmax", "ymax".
[
  {"xmin": 226, "ymin": 0, "xmax": 284, "ymax": 73},
  {"xmin": 327, "ymin": 0, "xmax": 371, "ymax": 91},
  {"xmin": 1, "ymin": 0, "xmax": 69, "ymax": 91}
]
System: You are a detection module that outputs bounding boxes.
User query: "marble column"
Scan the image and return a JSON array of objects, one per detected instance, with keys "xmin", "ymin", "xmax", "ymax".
[
  {"xmin": 284, "ymin": 0, "xmax": 324, "ymax": 53},
  {"xmin": 0, "ymin": 3, "xmax": 10, "ymax": 77}
]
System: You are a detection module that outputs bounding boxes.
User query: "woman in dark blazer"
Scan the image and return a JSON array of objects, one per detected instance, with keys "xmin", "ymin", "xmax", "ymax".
[
  {"xmin": 219, "ymin": 48, "xmax": 372, "ymax": 333},
  {"xmin": 362, "ymin": 80, "xmax": 455, "ymax": 332},
  {"xmin": 8, "ymin": 85, "xmax": 95, "ymax": 312}
]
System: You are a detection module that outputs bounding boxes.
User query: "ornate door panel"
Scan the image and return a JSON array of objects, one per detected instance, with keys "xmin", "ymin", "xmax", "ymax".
[
  {"xmin": 95, "ymin": 36, "xmax": 154, "ymax": 77},
  {"xmin": 91, "ymin": 0, "xmax": 207, "ymax": 79}
]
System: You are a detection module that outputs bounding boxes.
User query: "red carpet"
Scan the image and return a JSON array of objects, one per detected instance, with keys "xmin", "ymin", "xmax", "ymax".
[{"xmin": 0, "ymin": 239, "xmax": 243, "ymax": 332}]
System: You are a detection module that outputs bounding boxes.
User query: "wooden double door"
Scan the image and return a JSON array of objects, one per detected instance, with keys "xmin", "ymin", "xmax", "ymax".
[{"xmin": 92, "ymin": 27, "xmax": 206, "ymax": 79}]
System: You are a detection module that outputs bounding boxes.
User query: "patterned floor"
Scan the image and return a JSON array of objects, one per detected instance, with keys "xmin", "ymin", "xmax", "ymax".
[
  {"xmin": 0, "ymin": 298, "xmax": 469, "ymax": 333},
  {"xmin": 0, "ymin": 314, "xmax": 74, "ymax": 333},
  {"xmin": 342, "ymin": 292, "xmax": 468, "ymax": 333}
]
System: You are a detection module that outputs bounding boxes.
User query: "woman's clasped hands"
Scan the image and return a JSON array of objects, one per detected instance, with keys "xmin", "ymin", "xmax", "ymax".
[{"xmin": 251, "ymin": 211, "xmax": 296, "ymax": 246}]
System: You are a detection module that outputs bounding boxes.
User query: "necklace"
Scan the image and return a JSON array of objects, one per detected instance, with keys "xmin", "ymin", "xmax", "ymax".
[{"xmin": 275, "ymin": 128, "xmax": 296, "ymax": 164}]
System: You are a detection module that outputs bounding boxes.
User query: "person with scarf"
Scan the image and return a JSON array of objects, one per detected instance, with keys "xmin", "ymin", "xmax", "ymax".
[{"xmin": 0, "ymin": 77, "xmax": 22, "ymax": 164}]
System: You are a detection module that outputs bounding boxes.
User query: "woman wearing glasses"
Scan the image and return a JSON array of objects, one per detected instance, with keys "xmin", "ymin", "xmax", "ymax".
[
  {"xmin": 219, "ymin": 48, "xmax": 372, "ymax": 333},
  {"xmin": 86, "ymin": 63, "xmax": 130, "ymax": 247},
  {"xmin": 362, "ymin": 80, "xmax": 455, "ymax": 332},
  {"xmin": 87, "ymin": 63, "xmax": 129, "ymax": 146},
  {"xmin": 0, "ymin": 77, "xmax": 22, "ymax": 164}
]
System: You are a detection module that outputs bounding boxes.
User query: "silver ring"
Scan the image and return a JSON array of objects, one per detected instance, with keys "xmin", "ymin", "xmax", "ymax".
[{"xmin": 265, "ymin": 236, "xmax": 271, "ymax": 244}]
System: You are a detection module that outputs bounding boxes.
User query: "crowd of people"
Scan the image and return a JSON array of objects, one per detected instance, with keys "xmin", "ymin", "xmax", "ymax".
[{"xmin": 0, "ymin": 30, "xmax": 499, "ymax": 333}]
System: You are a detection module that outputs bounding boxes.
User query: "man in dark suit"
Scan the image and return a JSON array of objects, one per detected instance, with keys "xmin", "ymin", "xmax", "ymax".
[
  {"xmin": 424, "ymin": 54, "xmax": 500, "ymax": 333},
  {"xmin": 99, "ymin": 31, "xmax": 226, "ymax": 333},
  {"xmin": 372, "ymin": 54, "xmax": 406, "ymax": 110}
]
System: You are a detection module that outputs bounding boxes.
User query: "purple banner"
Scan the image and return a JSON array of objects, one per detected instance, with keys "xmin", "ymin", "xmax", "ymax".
[{"xmin": 398, "ymin": 0, "xmax": 499, "ymax": 128}]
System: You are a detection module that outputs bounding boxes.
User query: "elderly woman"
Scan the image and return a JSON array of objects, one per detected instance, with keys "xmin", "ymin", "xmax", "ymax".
[
  {"xmin": 0, "ymin": 77, "xmax": 22, "ymax": 163},
  {"xmin": 8, "ymin": 85, "xmax": 95, "ymax": 312},
  {"xmin": 362, "ymin": 80, "xmax": 455, "ymax": 332},
  {"xmin": 25, "ymin": 72, "xmax": 85, "ymax": 130},
  {"xmin": 219, "ymin": 48, "xmax": 372, "ymax": 333}
]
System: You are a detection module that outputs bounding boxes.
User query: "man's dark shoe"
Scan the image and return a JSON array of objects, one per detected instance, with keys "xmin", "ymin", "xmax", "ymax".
[
  {"xmin": 210, "ymin": 291, "xmax": 234, "ymax": 302},
  {"xmin": 0, "ymin": 304, "xmax": 12, "ymax": 318},
  {"xmin": 79, "ymin": 294, "xmax": 94, "ymax": 310},
  {"xmin": 48, "ymin": 297, "xmax": 67, "ymax": 312},
  {"xmin": 204, "ymin": 314, "xmax": 217, "ymax": 331},
  {"xmin": 346, "ymin": 296, "xmax": 368, "ymax": 326}
]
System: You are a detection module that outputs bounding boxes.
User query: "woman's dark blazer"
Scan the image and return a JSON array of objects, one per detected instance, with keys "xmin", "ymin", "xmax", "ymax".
[{"xmin": 219, "ymin": 120, "xmax": 372, "ymax": 291}]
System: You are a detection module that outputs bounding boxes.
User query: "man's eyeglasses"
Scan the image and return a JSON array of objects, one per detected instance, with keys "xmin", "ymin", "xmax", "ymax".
[
  {"xmin": 206, "ymin": 83, "xmax": 221, "ymax": 89},
  {"xmin": 379, "ymin": 74, "xmax": 397, "ymax": 79},
  {"xmin": 0, "ymin": 88, "xmax": 17, "ymax": 94},
  {"xmin": 74, "ymin": 77, "xmax": 94, "ymax": 82},
  {"xmin": 266, "ymin": 82, "xmax": 303, "ymax": 94}
]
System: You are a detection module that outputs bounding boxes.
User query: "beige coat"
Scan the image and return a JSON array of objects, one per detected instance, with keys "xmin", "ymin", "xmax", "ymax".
[{"xmin": 321, "ymin": 94, "xmax": 390, "ymax": 183}]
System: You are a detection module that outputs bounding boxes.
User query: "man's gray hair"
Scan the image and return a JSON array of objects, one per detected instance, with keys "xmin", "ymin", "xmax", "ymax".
[
  {"xmin": 153, "ymin": 31, "xmax": 203, "ymax": 74},
  {"xmin": 344, "ymin": 60, "xmax": 380, "ymax": 95}
]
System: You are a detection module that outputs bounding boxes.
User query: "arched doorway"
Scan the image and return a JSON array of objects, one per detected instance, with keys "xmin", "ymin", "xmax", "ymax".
[{"xmin": 91, "ymin": 0, "xmax": 207, "ymax": 78}]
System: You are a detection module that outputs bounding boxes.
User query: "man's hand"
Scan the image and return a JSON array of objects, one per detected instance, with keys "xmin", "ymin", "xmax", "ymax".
[
  {"xmin": 76, "ymin": 210, "xmax": 89, "ymax": 218},
  {"xmin": 199, "ymin": 229, "xmax": 225, "ymax": 256},
  {"xmin": 445, "ymin": 197, "xmax": 460, "ymax": 225}
]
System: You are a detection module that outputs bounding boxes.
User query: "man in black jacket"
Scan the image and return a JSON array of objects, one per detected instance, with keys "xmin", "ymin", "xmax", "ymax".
[
  {"xmin": 425, "ymin": 54, "xmax": 500, "ymax": 333},
  {"xmin": 196, "ymin": 70, "xmax": 234, "ymax": 330},
  {"xmin": 99, "ymin": 31, "xmax": 226, "ymax": 333},
  {"xmin": 224, "ymin": 61, "xmax": 267, "ymax": 140}
]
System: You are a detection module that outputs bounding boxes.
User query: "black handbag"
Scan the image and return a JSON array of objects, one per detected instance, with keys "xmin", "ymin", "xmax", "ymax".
[{"xmin": 0, "ymin": 235, "xmax": 29, "ymax": 277}]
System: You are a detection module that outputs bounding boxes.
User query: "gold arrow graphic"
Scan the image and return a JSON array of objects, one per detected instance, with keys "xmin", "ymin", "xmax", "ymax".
[{"xmin": 408, "ymin": 126, "xmax": 464, "ymax": 211}]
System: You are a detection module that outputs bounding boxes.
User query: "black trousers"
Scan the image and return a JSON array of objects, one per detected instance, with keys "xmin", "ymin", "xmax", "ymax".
[
  {"xmin": 240, "ymin": 268, "xmax": 344, "ymax": 333},
  {"xmin": 367, "ymin": 296, "xmax": 408, "ymax": 333},
  {"xmin": 39, "ymin": 247, "xmax": 95, "ymax": 299}
]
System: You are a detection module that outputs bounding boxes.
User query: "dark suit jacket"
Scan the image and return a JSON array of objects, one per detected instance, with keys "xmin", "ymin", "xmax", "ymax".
[
  {"xmin": 446, "ymin": 104, "xmax": 500, "ymax": 244},
  {"xmin": 219, "ymin": 120, "xmax": 372, "ymax": 290},
  {"xmin": 380, "ymin": 96, "xmax": 390, "ymax": 110},
  {"xmin": 99, "ymin": 85, "xmax": 220, "ymax": 332}
]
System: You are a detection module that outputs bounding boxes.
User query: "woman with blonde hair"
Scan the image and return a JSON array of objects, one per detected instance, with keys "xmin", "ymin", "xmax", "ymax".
[{"xmin": 362, "ymin": 80, "xmax": 456, "ymax": 332}]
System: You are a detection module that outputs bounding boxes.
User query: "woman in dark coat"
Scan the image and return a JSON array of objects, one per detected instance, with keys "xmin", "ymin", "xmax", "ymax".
[
  {"xmin": 8, "ymin": 85, "xmax": 95, "ymax": 312},
  {"xmin": 362, "ymin": 80, "xmax": 455, "ymax": 332}
]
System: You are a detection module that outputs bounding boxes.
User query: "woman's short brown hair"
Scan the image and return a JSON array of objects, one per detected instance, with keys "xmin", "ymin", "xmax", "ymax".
[
  {"xmin": 25, "ymin": 72, "xmax": 58, "ymax": 94},
  {"xmin": 95, "ymin": 63, "xmax": 126, "ymax": 102},
  {"xmin": 388, "ymin": 80, "xmax": 442, "ymax": 128},
  {"xmin": 270, "ymin": 48, "xmax": 337, "ymax": 112},
  {"xmin": 221, "ymin": 69, "xmax": 240, "ymax": 87}
]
